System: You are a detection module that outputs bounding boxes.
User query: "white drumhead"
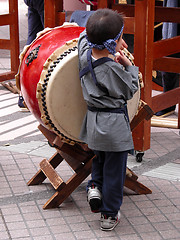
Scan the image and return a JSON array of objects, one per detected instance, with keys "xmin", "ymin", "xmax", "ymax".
[
  {"xmin": 127, "ymin": 84, "xmax": 140, "ymax": 122},
  {"xmin": 38, "ymin": 47, "xmax": 140, "ymax": 143},
  {"xmin": 45, "ymin": 49, "xmax": 87, "ymax": 142}
]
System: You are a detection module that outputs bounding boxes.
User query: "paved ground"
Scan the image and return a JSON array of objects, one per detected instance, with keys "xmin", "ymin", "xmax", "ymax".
[{"xmin": 0, "ymin": 1, "xmax": 180, "ymax": 239}]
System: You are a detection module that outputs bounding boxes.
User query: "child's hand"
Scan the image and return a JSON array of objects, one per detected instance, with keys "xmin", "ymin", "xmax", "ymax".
[
  {"xmin": 114, "ymin": 50, "xmax": 132, "ymax": 67},
  {"xmin": 121, "ymin": 39, "xmax": 128, "ymax": 50}
]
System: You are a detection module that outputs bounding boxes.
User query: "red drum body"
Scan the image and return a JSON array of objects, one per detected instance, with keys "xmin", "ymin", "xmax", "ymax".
[
  {"xmin": 18, "ymin": 25, "xmax": 85, "ymax": 124},
  {"xmin": 16, "ymin": 25, "xmax": 87, "ymax": 144},
  {"xmin": 16, "ymin": 24, "xmax": 141, "ymax": 145}
]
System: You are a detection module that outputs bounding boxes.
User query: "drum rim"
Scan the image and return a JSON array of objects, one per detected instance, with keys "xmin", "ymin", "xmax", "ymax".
[{"xmin": 121, "ymin": 48, "xmax": 143, "ymax": 122}]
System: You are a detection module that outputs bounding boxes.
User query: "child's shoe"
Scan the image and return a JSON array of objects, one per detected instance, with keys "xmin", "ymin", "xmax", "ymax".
[
  {"xmin": 87, "ymin": 186, "xmax": 102, "ymax": 213},
  {"xmin": 100, "ymin": 210, "xmax": 121, "ymax": 231}
]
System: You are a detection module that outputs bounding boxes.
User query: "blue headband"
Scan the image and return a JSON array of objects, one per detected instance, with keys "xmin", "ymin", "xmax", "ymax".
[{"xmin": 87, "ymin": 25, "xmax": 124, "ymax": 55}]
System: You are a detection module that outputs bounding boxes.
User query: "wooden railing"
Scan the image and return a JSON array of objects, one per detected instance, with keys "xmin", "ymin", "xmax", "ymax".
[{"xmin": 0, "ymin": 0, "xmax": 20, "ymax": 82}]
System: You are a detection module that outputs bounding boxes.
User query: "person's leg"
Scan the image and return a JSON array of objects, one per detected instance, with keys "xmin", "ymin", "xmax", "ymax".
[
  {"xmin": 99, "ymin": 151, "xmax": 127, "ymax": 231},
  {"xmin": 18, "ymin": 4, "xmax": 43, "ymax": 109},
  {"xmin": 18, "ymin": 1, "xmax": 44, "ymax": 110},
  {"xmin": 162, "ymin": 72, "xmax": 179, "ymax": 93},
  {"xmin": 35, "ymin": 0, "xmax": 44, "ymax": 28},
  {"xmin": 87, "ymin": 151, "xmax": 104, "ymax": 191},
  {"xmin": 27, "ymin": 6, "xmax": 44, "ymax": 45},
  {"xmin": 87, "ymin": 151, "xmax": 104, "ymax": 213},
  {"xmin": 100, "ymin": 151, "xmax": 128, "ymax": 217},
  {"xmin": 155, "ymin": 71, "xmax": 179, "ymax": 116}
]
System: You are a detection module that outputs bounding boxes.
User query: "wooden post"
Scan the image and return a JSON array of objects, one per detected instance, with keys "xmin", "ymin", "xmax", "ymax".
[
  {"xmin": 132, "ymin": 0, "xmax": 155, "ymax": 151},
  {"xmin": 0, "ymin": 0, "xmax": 20, "ymax": 82},
  {"xmin": 44, "ymin": 0, "xmax": 65, "ymax": 28},
  {"xmin": 97, "ymin": 0, "xmax": 114, "ymax": 8}
]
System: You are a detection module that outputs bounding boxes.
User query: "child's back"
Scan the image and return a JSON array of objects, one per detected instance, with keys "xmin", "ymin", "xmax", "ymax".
[{"xmin": 78, "ymin": 8, "xmax": 139, "ymax": 231}]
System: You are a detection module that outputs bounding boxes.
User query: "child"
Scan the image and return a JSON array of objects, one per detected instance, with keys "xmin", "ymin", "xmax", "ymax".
[{"xmin": 78, "ymin": 9, "xmax": 139, "ymax": 231}]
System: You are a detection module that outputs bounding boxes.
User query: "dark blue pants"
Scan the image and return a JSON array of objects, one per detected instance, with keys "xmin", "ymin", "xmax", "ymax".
[
  {"xmin": 162, "ymin": 71, "xmax": 179, "ymax": 93},
  {"xmin": 87, "ymin": 150, "xmax": 128, "ymax": 217},
  {"xmin": 162, "ymin": 0, "xmax": 179, "ymax": 95},
  {"xmin": 24, "ymin": 0, "xmax": 44, "ymax": 45},
  {"xmin": 161, "ymin": 52, "xmax": 179, "ymax": 111}
]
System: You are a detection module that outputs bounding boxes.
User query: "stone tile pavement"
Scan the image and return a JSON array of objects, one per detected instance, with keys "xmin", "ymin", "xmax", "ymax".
[
  {"xmin": 0, "ymin": 142, "xmax": 180, "ymax": 240},
  {"xmin": 0, "ymin": 1, "xmax": 180, "ymax": 239}
]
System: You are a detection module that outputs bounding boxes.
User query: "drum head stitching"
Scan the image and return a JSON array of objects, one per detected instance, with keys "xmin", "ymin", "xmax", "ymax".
[{"xmin": 40, "ymin": 46, "xmax": 83, "ymax": 145}]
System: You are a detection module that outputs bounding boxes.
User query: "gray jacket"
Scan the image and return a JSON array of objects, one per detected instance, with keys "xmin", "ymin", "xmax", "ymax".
[{"xmin": 78, "ymin": 31, "xmax": 139, "ymax": 152}]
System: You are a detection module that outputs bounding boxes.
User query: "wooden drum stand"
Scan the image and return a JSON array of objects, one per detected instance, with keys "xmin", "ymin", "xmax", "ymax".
[{"xmin": 28, "ymin": 101, "xmax": 153, "ymax": 209}]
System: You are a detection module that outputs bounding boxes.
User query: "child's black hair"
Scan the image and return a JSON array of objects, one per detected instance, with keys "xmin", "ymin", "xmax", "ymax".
[{"xmin": 86, "ymin": 8, "xmax": 124, "ymax": 45}]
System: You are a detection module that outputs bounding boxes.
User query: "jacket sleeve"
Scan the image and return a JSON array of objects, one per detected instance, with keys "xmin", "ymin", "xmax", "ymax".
[
  {"xmin": 78, "ymin": 30, "xmax": 89, "ymax": 70},
  {"xmin": 96, "ymin": 63, "xmax": 139, "ymax": 101}
]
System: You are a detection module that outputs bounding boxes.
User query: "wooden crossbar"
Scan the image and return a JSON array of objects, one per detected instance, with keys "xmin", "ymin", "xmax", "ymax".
[{"xmin": 153, "ymin": 36, "xmax": 180, "ymax": 60}]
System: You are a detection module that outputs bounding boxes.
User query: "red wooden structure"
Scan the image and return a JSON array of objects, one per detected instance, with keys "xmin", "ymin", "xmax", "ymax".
[
  {"xmin": 44, "ymin": 0, "xmax": 180, "ymax": 152},
  {"xmin": 0, "ymin": 0, "xmax": 19, "ymax": 82}
]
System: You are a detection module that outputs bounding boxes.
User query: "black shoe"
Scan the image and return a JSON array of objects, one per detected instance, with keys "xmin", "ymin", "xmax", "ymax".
[
  {"xmin": 87, "ymin": 186, "xmax": 102, "ymax": 213},
  {"xmin": 18, "ymin": 96, "xmax": 29, "ymax": 112},
  {"xmin": 155, "ymin": 106, "xmax": 176, "ymax": 117}
]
